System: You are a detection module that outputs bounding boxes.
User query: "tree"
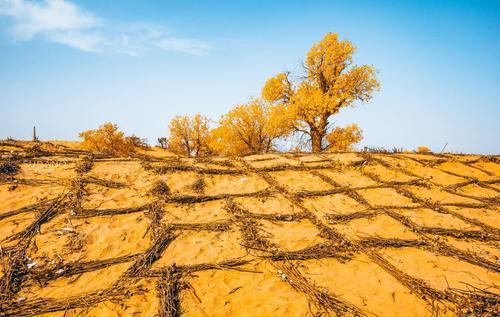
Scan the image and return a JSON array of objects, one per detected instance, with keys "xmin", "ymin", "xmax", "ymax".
[
  {"xmin": 167, "ymin": 114, "xmax": 211, "ymax": 157},
  {"xmin": 262, "ymin": 33, "xmax": 379, "ymax": 152},
  {"xmin": 157, "ymin": 137, "xmax": 168, "ymax": 149},
  {"xmin": 209, "ymin": 99, "xmax": 292, "ymax": 156},
  {"xmin": 79, "ymin": 122, "xmax": 136, "ymax": 156},
  {"xmin": 325, "ymin": 124, "xmax": 362, "ymax": 151},
  {"xmin": 126, "ymin": 135, "xmax": 149, "ymax": 149}
]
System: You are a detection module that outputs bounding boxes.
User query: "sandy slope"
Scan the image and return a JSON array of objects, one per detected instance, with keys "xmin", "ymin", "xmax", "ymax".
[{"xmin": 0, "ymin": 141, "xmax": 498, "ymax": 316}]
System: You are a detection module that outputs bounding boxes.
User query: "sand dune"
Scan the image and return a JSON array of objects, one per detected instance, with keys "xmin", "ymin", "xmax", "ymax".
[{"xmin": 0, "ymin": 140, "xmax": 498, "ymax": 316}]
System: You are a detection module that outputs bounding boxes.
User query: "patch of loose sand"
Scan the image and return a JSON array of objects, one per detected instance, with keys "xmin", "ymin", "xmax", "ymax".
[
  {"xmin": 377, "ymin": 156, "xmax": 466, "ymax": 186},
  {"xmin": 20, "ymin": 262, "xmax": 131, "ymax": 300},
  {"xmin": 233, "ymin": 194, "xmax": 299, "ymax": 215},
  {"xmin": 394, "ymin": 208, "xmax": 479, "ymax": 230},
  {"xmin": 203, "ymin": 174, "xmax": 269, "ymax": 195},
  {"xmin": 302, "ymin": 193, "xmax": 367, "ymax": 216},
  {"xmin": 87, "ymin": 161, "xmax": 152, "ymax": 186},
  {"xmin": 296, "ymin": 254, "xmax": 446, "ymax": 317},
  {"xmin": 246, "ymin": 156, "xmax": 300, "ymax": 169},
  {"xmin": 37, "ymin": 280, "xmax": 159, "ymax": 317},
  {"xmin": 456, "ymin": 184, "xmax": 499, "ymax": 199},
  {"xmin": 180, "ymin": 261, "xmax": 312, "ymax": 317},
  {"xmin": 324, "ymin": 153, "xmax": 364, "ymax": 165},
  {"xmin": 0, "ymin": 212, "xmax": 37, "ymax": 243},
  {"xmin": 380, "ymin": 247, "xmax": 500, "ymax": 294},
  {"xmin": 19, "ymin": 161, "xmax": 76, "ymax": 181},
  {"xmin": 320, "ymin": 168, "xmax": 378, "ymax": 187},
  {"xmin": 362, "ymin": 163, "xmax": 418, "ymax": 183},
  {"xmin": 269, "ymin": 170, "xmax": 334, "ymax": 192},
  {"xmin": 446, "ymin": 207, "xmax": 499, "ymax": 228},
  {"xmin": 438, "ymin": 162, "xmax": 496, "ymax": 181},
  {"xmin": 472, "ymin": 161, "xmax": 500, "ymax": 177},
  {"xmin": 31, "ymin": 212, "xmax": 151, "ymax": 263},
  {"xmin": 162, "ymin": 200, "xmax": 230, "ymax": 223},
  {"xmin": 0, "ymin": 183, "xmax": 65, "ymax": 214},
  {"xmin": 404, "ymin": 186, "xmax": 482, "ymax": 205},
  {"xmin": 82, "ymin": 184, "xmax": 152, "ymax": 210},
  {"xmin": 358, "ymin": 188, "xmax": 417, "ymax": 207},
  {"xmin": 152, "ymin": 228, "xmax": 248, "ymax": 268},
  {"xmin": 331, "ymin": 214, "xmax": 418, "ymax": 241},
  {"xmin": 159, "ymin": 171, "xmax": 200, "ymax": 195},
  {"xmin": 433, "ymin": 236, "xmax": 500, "ymax": 263},
  {"xmin": 258, "ymin": 219, "xmax": 328, "ymax": 251}
]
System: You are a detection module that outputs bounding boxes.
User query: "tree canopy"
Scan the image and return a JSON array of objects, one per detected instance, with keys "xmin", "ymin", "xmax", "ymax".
[
  {"xmin": 262, "ymin": 33, "xmax": 379, "ymax": 152},
  {"xmin": 167, "ymin": 114, "xmax": 212, "ymax": 157},
  {"xmin": 209, "ymin": 99, "xmax": 292, "ymax": 156}
]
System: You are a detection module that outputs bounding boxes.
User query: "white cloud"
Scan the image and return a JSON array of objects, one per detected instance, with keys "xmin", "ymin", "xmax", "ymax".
[
  {"xmin": 0, "ymin": 0, "xmax": 215, "ymax": 55},
  {"xmin": 154, "ymin": 38, "xmax": 214, "ymax": 56}
]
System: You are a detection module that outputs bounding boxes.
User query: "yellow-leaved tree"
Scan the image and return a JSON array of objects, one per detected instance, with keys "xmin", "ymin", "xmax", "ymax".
[
  {"xmin": 262, "ymin": 33, "xmax": 379, "ymax": 152},
  {"xmin": 79, "ymin": 122, "xmax": 136, "ymax": 156},
  {"xmin": 209, "ymin": 99, "xmax": 292, "ymax": 156},
  {"xmin": 168, "ymin": 114, "xmax": 211, "ymax": 157},
  {"xmin": 325, "ymin": 124, "xmax": 362, "ymax": 151}
]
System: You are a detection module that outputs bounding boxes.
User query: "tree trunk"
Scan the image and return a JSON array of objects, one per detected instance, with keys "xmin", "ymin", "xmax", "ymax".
[{"xmin": 311, "ymin": 129, "xmax": 322, "ymax": 153}]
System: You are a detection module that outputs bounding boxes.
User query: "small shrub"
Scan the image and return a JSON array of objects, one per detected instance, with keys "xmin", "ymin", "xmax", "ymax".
[
  {"xmin": 150, "ymin": 180, "xmax": 171, "ymax": 197},
  {"xmin": 75, "ymin": 156, "xmax": 94, "ymax": 174},
  {"xmin": 192, "ymin": 178, "xmax": 205, "ymax": 193},
  {"xmin": 157, "ymin": 137, "xmax": 168, "ymax": 149},
  {"xmin": 0, "ymin": 159, "xmax": 20, "ymax": 175},
  {"xmin": 126, "ymin": 135, "xmax": 149, "ymax": 149},
  {"xmin": 417, "ymin": 146, "xmax": 431, "ymax": 154},
  {"xmin": 326, "ymin": 124, "xmax": 363, "ymax": 151},
  {"xmin": 79, "ymin": 123, "xmax": 136, "ymax": 156}
]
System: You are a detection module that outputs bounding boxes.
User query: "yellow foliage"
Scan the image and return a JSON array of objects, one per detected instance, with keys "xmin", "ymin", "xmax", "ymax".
[
  {"xmin": 325, "ymin": 124, "xmax": 363, "ymax": 151},
  {"xmin": 79, "ymin": 122, "xmax": 136, "ymax": 156},
  {"xmin": 168, "ymin": 114, "xmax": 211, "ymax": 157},
  {"xmin": 262, "ymin": 32, "xmax": 379, "ymax": 152},
  {"xmin": 262, "ymin": 72, "xmax": 292, "ymax": 104},
  {"xmin": 417, "ymin": 146, "xmax": 431, "ymax": 154},
  {"xmin": 210, "ymin": 99, "xmax": 293, "ymax": 156}
]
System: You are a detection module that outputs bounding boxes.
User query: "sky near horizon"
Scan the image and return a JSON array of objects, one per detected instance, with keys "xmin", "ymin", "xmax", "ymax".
[{"xmin": 0, "ymin": 0, "xmax": 499, "ymax": 154}]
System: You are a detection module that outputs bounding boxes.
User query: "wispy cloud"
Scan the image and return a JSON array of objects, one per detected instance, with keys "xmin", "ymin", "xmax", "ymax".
[{"xmin": 0, "ymin": 0, "xmax": 215, "ymax": 55}]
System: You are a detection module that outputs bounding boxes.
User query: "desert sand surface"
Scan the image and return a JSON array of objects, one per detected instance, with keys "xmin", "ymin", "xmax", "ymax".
[{"xmin": 0, "ymin": 140, "xmax": 498, "ymax": 316}]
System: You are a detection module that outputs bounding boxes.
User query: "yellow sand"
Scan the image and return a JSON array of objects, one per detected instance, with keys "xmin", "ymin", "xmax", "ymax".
[
  {"xmin": 269, "ymin": 170, "xmax": 334, "ymax": 192},
  {"xmin": 258, "ymin": 219, "xmax": 328, "ymax": 251},
  {"xmin": 153, "ymin": 228, "xmax": 248, "ymax": 268},
  {"xmin": 180, "ymin": 260, "xmax": 312, "ymax": 316},
  {"xmin": 380, "ymin": 247, "xmax": 500, "ymax": 294},
  {"xmin": 297, "ymin": 254, "xmax": 450, "ymax": 316},
  {"xmin": 1, "ymin": 145, "xmax": 499, "ymax": 316},
  {"xmin": 331, "ymin": 214, "xmax": 419, "ymax": 241}
]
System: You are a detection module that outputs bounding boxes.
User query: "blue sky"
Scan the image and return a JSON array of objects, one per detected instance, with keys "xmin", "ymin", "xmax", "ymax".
[{"xmin": 0, "ymin": 0, "xmax": 499, "ymax": 154}]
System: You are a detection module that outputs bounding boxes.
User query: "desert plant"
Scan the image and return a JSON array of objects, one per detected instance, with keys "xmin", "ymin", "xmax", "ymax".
[
  {"xmin": 325, "ymin": 124, "xmax": 362, "ymax": 151},
  {"xmin": 209, "ymin": 99, "xmax": 293, "ymax": 156},
  {"xmin": 126, "ymin": 135, "xmax": 149, "ymax": 149},
  {"xmin": 0, "ymin": 159, "xmax": 20, "ymax": 175},
  {"xmin": 150, "ymin": 180, "xmax": 171, "ymax": 197},
  {"xmin": 168, "ymin": 114, "xmax": 211, "ymax": 157},
  {"xmin": 262, "ymin": 32, "xmax": 379, "ymax": 152},
  {"xmin": 78, "ymin": 122, "xmax": 136, "ymax": 156},
  {"xmin": 417, "ymin": 146, "xmax": 431, "ymax": 153},
  {"xmin": 157, "ymin": 137, "xmax": 168, "ymax": 149}
]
